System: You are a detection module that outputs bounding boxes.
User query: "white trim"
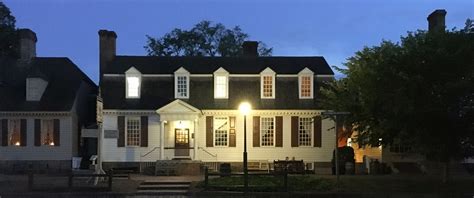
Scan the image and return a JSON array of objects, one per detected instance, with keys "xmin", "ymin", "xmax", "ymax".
[
  {"xmin": 277, "ymin": 74, "xmax": 298, "ymax": 77},
  {"xmin": 213, "ymin": 116, "xmax": 229, "ymax": 147},
  {"xmin": 0, "ymin": 112, "xmax": 70, "ymax": 116},
  {"xmin": 143, "ymin": 74, "xmax": 173, "ymax": 77},
  {"xmin": 298, "ymin": 67, "xmax": 314, "ymax": 99},
  {"xmin": 260, "ymin": 116, "xmax": 276, "ymax": 147},
  {"xmin": 200, "ymin": 109, "xmax": 323, "ymax": 116},
  {"xmin": 298, "ymin": 116, "xmax": 314, "ymax": 147},
  {"xmin": 105, "ymin": 73, "xmax": 333, "ymax": 78},
  {"xmin": 103, "ymin": 74, "xmax": 124, "ymax": 77},
  {"xmin": 260, "ymin": 67, "xmax": 276, "ymax": 99},
  {"xmin": 125, "ymin": 116, "xmax": 141, "ymax": 147},
  {"xmin": 229, "ymin": 74, "xmax": 260, "ymax": 77},
  {"xmin": 316, "ymin": 74, "xmax": 334, "ymax": 78},
  {"xmin": 192, "ymin": 74, "xmax": 213, "ymax": 77},
  {"xmin": 125, "ymin": 67, "xmax": 142, "ymax": 99},
  {"xmin": 156, "ymin": 99, "xmax": 201, "ymax": 114},
  {"xmin": 174, "ymin": 67, "xmax": 190, "ymax": 99}
]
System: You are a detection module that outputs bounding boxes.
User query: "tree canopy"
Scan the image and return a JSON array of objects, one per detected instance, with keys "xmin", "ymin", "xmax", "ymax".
[
  {"xmin": 144, "ymin": 21, "xmax": 272, "ymax": 57},
  {"xmin": 321, "ymin": 27, "xmax": 474, "ymax": 164},
  {"xmin": 0, "ymin": 1, "xmax": 17, "ymax": 58}
]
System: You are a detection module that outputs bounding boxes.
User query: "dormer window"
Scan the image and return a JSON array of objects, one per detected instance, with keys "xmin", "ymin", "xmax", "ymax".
[
  {"xmin": 298, "ymin": 68, "xmax": 314, "ymax": 99},
  {"xmin": 125, "ymin": 67, "xmax": 142, "ymax": 99},
  {"xmin": 26, "ymin": 78, "xmax": 48, "ymax": 101},
  {"xmin": 214, "ymin": 67, "xmax": 229, "ymax": 99},
  {"xmin": 260, "ymin": 67, "xmax": 275, "ymax": 99},
  {"xmin": 175, "ymin": 67, "xmax": 190, "ymax": 99}
]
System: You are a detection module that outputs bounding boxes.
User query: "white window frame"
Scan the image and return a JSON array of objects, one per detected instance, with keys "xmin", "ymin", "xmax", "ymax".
[
  {"xmin": 260, "ymin": 116, "xmax": 275, "ymax": 147},
  {"xmin": 40, "ymin": 119, "xmax": 55, "ymax": 146},
  {"xmin": 125, "ymin": 117, "xmax": 141, "ymax": 147},
  {"xmin": 298, "ymin": 117, "xmax": 313, "ymax": 147},
  {"xmin": 298, "ymin": 68, "xmax": 314, "ymax": 99},
  {"xmin": 125, "ymin": 67, "xmax": 142, "ymax": 99},
  {"xmin": 260, "ymin": 67, "xmax": 276, "ymax": 99},
  {"xmin": 174, "ymin": 67, "xmax": 190, "ymax": 99},
  {"xmin": 8, "ymin": 119, "xmax": 21, "ymax": 146},
  {"xmin": 213, "ymin": 116, "xmax": 229, "ymax": 147},
  {"xmin": 214, "ymin": 68, "xmax": 229, "ymax": 99}
]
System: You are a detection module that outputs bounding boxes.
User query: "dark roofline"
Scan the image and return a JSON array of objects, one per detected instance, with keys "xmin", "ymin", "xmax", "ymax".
[{"xmin": 34, "ymin": 57, "xmax": 97, "ymax": 87}]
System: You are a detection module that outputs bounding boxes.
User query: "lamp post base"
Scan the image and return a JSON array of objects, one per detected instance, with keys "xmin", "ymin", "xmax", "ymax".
[{"xmin": 243, "ymin": 151, "xmax": 248, "ymax": 192}]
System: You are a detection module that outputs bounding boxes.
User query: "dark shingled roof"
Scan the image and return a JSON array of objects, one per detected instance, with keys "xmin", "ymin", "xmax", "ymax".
[
  {"xmin": 105, "ymin": 56, "xmax": 334, "ymax": 75},
  {"xmin": 0, "ymin": 57, "xmax": 97, "ymax": 111},
  {"xmin": 102, "ymin": 55, "xmax": 333, "ymax": 110}
]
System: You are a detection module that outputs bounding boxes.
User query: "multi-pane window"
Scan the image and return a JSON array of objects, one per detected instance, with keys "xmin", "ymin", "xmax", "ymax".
[
  {"xmin": 215, "ymin": 76, "xmax": 227, "ymax": 98},
  {"xmin": 299, "ymin": 117, "xmax": 312, "ymax": 146},
  {"xmin": 41, "ymin": 119, "xmax": 55, "ymax": 146},
  {"xmin": 176, "ymin": 129, "xmax": 189, "ymax": 144},
  {"xmin": 300, "ymin": 75, "xmax": 312, "ymax": 98},
  {"xmin": 260, "ymin": 117, "xmax": 275, "ymax": 146},
  {"xmin": 214, "ymin": 117, "xmax": 228, "ymax": 146},
  {"xmin": 262, "ymin": 75, "xmax": 273, "ymax": 98},
  {"xmin": 176, "ymin": 76, "xmax": 188, "ymax": 98},
  {"xmin": 126, "ymin": 117, "xmax": 141, "ymax": 146},
  {"xmin": 8, "ymin": 119, "xmax": 21, "ymax": 146},
  {"xmin": 126, "ymin": 76, "xmax": 140, "ymax": 98}
]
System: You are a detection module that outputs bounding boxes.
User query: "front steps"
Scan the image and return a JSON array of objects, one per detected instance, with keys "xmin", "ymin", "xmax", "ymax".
[{"xmin": 136, "ymin": 180, "xmax": 191, "ymax": 195}]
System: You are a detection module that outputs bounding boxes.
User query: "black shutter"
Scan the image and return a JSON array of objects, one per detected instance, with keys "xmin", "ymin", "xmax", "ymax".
[
  {"xmin": 229, "ymin": 116, "xmax": 236, "ymax": 147},
  {"xmin": 206, "ymin": 116, "xmax": 213, "ymax": 147},
  {"xmin": 253, "ymin": 116, "xmax": 260, "ymax": 147},
  {"xmin": 117, "ymin": 116, "xmax": 125, "ymax": 147},
  {"xmin": 20, "ymin": 119, "xmax": 27, "ymax": 146},
  {"xmin": 314, "ymin": 116, "xmax": 322, "ymax": 147},
  {"xmin": 140, "ymin": 116, "xmax": 148, "ymax": 147},
  {"xmin": 1, "ymin": 119, "xmax": 7, "ymax": 146},
  {"xmin": 291, "ymin": 116, "xmax": 299, "ymax": 147},
  {"xmin": 53, "ymin": 119, "xmax": 60, "ymax": 146},
  {"xmin": 275, "ymin": 116, "xmax": 283, "ymax": 147},
  {"xmin": 34, "ymin": 119, "xmax": 41, "ymax": 146}
]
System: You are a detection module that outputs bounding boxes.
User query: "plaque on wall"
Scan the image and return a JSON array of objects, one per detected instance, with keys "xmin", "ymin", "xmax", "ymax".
[{"xmin": 104, "ymin": 130, "xmax": 118, "ymax": 138}]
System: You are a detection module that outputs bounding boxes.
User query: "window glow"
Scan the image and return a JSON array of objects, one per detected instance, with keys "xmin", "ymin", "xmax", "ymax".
[
  {"xmin": 215, "ymin": 76, "xmax": 227, "ymax": 98},
  {"xmin": 126, "ymin": 117, "xmax": 141, "ymax": 146},
  {"xmin": 126, "ymin": 76, "xmax": 140, "ymax": 98},
  {"xmin": 260, "ymin": 117, "xmax": 275, "ymax": 147},
  {"xmin": 41, "ymin": 120, "xmax": 54, "ymax": 146},
  {"xmin": 300, "ymin": 75, "xmax": 312, "ymax": 98},
  {"xmin": 8, "ymin": 119, "xmax": 21, "ymax": 146},
  {"xmin": 176, "ymin": 76, "xmax": 188, "ymax": 98},
  {"xmin": 262, "ymin": 75, "xmax": 273, "ymax": 98}
]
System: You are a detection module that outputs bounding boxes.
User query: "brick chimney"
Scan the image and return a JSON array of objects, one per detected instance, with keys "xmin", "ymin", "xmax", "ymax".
[
  {"xmin": 18, "ymin": 29, "xmax": 37, "ymax": 62},
  {"xmin": 99, "ymin": 29, "xmax": 117, "ymax": 79},
  {"xmin": 427, "ymin": 9, "xmax": 447, "ymax": 33},
  {"xmin": 242, "ymin": 41, "xmax": 258, "ymax": 57}
]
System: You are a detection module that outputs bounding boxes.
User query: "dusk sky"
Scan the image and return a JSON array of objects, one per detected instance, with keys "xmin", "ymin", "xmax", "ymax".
[{"xmin": 4, "ymin": 0, "xmax": 473, "ymax": 83}]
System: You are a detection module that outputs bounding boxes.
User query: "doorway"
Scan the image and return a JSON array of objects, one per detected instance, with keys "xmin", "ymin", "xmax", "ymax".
[{"xmin": 175, "ymin": 128, "xmax": 190, "ymax": 157}]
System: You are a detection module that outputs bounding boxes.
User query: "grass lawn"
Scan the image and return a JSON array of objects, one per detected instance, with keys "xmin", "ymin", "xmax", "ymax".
[{"xmin": 197, "ymin": 174, "xmax": 474, "ymax": 193}]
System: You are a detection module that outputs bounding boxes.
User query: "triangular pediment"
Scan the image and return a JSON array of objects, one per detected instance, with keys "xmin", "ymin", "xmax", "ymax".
[
  {"xmin": 260, "ymin": 67, "xmax": 275, "ymax": 74},
  {"xmin": 156, "ymin": 99, "xmax": 200, "ymax": 114},
  {"xmin": 299, "ymin": 67, "xmax": 314, "ymax": 74}
]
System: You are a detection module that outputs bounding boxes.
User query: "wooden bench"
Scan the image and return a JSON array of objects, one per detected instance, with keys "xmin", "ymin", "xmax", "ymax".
[{"xmin": 274, "ymin": 160, "xmax": 305, "ymax": 174}]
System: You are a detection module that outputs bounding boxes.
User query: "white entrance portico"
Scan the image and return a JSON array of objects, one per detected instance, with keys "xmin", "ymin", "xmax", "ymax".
[{"xmin": 156, "ymin": 100, "xmax": 201, "ymax": 160}]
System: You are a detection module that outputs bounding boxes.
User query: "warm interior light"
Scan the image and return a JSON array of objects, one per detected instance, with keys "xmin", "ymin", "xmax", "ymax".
[
  {"xmin": 127, "ymin": 76, "xmax": 140, "ymax": 97},
  {"xmin": 49, "ymin": 142, "xmax": 55, "ymax": 146},
  {"xmin": 239, "ymin": 102, "xmax": 252, "ymax": 116},
  {"xmin": 15, "ymin": 142, "xmax": 20, "ymax": 146}
]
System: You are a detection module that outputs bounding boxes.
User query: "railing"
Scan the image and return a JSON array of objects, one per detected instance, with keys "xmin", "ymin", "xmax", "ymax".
[
  {"xmin": 198, "ymin": 146, "xmax": 217, "ymax": 158},
  {"xmin": 140, "ymin": 146, "xmax": 160, "ymax": 173},
  {"xmin": 28, "ymin": 169, "xmax": 113, "ymax": 191},
  {"xmin": 204, "ymin": 167, "xmax": 288, "ymax": 192}
]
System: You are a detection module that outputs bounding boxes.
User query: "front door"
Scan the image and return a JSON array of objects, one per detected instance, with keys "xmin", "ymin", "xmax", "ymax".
[{"xmin": 175, "ymin": 128, "xmax": 190, "ymax": 157}]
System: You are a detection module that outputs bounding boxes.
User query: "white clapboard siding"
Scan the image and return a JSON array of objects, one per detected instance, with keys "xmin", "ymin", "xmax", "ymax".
[
  {"xmin": 0, "ymin": 116, "xmax": 74, "ymax": 161},
  {"xmin": 102, "ymin": 115, "xmax": 161, "ymax": 162},
  {"xmin": 197, "ymin": 114, "xmax": 335, "ymax": 163}
]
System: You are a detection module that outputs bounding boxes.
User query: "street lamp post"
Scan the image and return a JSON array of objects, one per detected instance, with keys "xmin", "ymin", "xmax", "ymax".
[
  {"xmin": 239, "ymin": 102, "xmax": 251, "ymax": 193},
  {"xmin": 321, "ymin": 111, "xmax": 350, "ymax": 182}
]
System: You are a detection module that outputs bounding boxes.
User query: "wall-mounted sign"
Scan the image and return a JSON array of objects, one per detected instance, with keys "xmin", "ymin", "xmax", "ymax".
[{"xmin": 104, "ymin": 130, "xmax": 118, "ymax": 139}]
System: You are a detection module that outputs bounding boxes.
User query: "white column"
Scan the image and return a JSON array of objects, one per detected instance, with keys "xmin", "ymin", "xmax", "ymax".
[
  {"xmin": 160, "ymin": 121, "xmax": 165, "ymax": 160},
  {"xmin": 193, "ymin": 119, "xmax": 198, "ymax": 160}
]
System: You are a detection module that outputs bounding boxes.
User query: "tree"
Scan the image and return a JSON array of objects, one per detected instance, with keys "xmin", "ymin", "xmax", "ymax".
[
  {"xmin": 145, "ymin": 21, "xmax": 272, "ymax": 57},
  {"xmin": 0, "ymin": 1, "xmax": 17, "ymax": 58},
  {"xmin": 320, "ymin": 28, "xmax": 474, "ymax": 182}
]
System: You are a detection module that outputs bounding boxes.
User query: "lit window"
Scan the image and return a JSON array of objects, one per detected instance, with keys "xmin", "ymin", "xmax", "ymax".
[
  {"xmin": 41, "ymin": 119, "xmax": 55, "ymax": 146},
  {"xmin": 8, "ymin": 119, "xmax": 21, "ymax": 146},
  {"xmin": 299, "ymin": 75, "xmax": 312, "ymax": 98},
  {"xmin": 176, "ymin": 75, "xmax": 188, "ymax": 98},
  {"xmin": 214, "ymin": 76, "xmax": 227, "ymax": 98},
  {"xmin": 298, "ymin": 117, "xmax": 312, "ymax": 146},
  {"xmin": 262, "ymin": 75, "xmax": 274, "ymax": 98},
  {"xmin": 260, "ymin": 117, "xmax": 275, "ymax": 146},
  {"xmin": 214, "ymin": 117, "xmax": 229, "ymax": 146},
  {"xmin": 126, "ymin": 117, "xmax": 141, "ymax": 146},
  {"xmin": 126, "ymin": 76, "xmax": 140, "ymax": 98}
]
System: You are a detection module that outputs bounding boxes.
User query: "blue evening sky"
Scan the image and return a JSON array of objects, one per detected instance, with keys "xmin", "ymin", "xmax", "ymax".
[{"xmin": 4, "ymin": 0, "xmax": 473, "ymax": 83}]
